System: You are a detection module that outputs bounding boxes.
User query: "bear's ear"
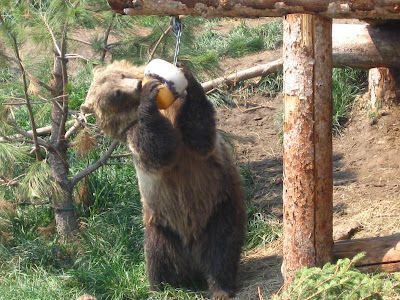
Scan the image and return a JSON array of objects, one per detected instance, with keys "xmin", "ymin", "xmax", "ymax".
[
  {"xmin": 93, "ymin": 65, "xmax": 105, "ymax": 75},
  {"xmin": 80, "ymin": 102, "xmax": 94, "ymax": 114}
]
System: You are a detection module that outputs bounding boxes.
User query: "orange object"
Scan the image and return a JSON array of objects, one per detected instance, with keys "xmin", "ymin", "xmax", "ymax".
[
  {"xmin": 142, "ymin": 76, "xmax": 175, "ymax": 110},
  {"xmin": 143, "ymin": 59, "xmax": 188, "ymax": 110}
]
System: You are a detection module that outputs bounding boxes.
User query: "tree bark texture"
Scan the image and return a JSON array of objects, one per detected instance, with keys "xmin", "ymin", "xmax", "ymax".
[
  {"xmin": 49, "ymin": 53, "xmax": 79, "ymax": 236},
  {"xmin": 282, "ymin": 14, "xmax": 333, "ymax": 286},
  {"xmin": 107, "ymin": 0, "xmax": 400, "ymax": 20},
  {"xmin": 334, "ymin": 234, "xmax": 400, "ymax": 273},
  {"xmin": 369, "ymin": 67, "xmax": 400, "ymax": 109}
]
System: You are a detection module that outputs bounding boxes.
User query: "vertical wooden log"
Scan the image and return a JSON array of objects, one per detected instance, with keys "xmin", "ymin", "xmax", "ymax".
[
  {"xmin": 282, "ymin": 14, "xmax": 333, "ymax": 285},
  {"xmin": 369, "ymin": 67, "xmax": 400, "ymax": 109}
]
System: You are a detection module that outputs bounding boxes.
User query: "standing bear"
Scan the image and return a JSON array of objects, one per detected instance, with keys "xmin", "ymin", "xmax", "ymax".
[{"xmin": 81, "ymin": 60, "xmax": 246, "ymax": 300}]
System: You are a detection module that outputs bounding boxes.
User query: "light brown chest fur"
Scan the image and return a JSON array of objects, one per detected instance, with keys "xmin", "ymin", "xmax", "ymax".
[{"xmin": 136, "ymin": 138, "xmax": 231, "ymax": 244}]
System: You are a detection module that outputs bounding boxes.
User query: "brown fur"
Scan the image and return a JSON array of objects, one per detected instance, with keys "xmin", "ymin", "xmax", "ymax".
[
  {"xmin": 81, "ymin": 61, "xmax": 144, "ymax": 141},
  {"xmin": 82, "ymin": 60, "xmax": 246, "ymax": 299}
]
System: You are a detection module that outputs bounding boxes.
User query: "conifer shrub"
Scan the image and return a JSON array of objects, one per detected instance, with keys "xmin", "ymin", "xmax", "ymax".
[{"xmin": 273, "ymin": 254, "xmax": 400, "ymax": 300}]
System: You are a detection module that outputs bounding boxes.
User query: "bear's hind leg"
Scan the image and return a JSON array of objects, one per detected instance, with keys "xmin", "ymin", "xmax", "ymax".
[
  {"xmin": 199, "ymin": 200, "xmax": 245, "ymax": 299},
  {"xmin": 145, "ymin": 222, "xmax": 203, "ymax": 290}
]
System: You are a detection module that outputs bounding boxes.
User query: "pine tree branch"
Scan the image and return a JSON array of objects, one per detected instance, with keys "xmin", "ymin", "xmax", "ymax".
[
  {"xmin": 71, "ymin": 140, "xmax": 119, "ymax": 187},
  {"xmin": 1, "ymin": 119, "xmax": 77, "ymax": 141},
  {"xmin": 100, "ymin": 13, "xmax": 115, "ymax": 62},
  {"xmin": 25, "ymin": 70, "xmax": 58, "ymax": 94},
  {"xmin": 0, "ymin": 51, "xmax": 19, "ymax": 64},
  {"xmin": 0, "ymin": 174, "xmax": 25, "ymax": 187},
  {"xmin": 40, "ymin": 14, "xmax": 61, "ymax": 56},
  {"xmin": 65, "ymin": 115, "xmax": 86, "ymax": 139},
  {"xmin": 65, "ymin": 53, "xmax": 89, "ymax": 60},
  {"xmin": 5, "ymin": 119, "xmax": 50, "ymax": 148},
  {"xmin": 57, "ymin": 20, "xmax": 70, "ymax": 144},
  {"xmin": 68, "ymin": 37, "xmax": 93, "ymax": 46},
  {"xmin": 147, "ymin": 24, "xmax": 171, "ymax": 63},
  {"xmin": 0, "ymin": 14, "xmax": 43, "ymax": 161}
]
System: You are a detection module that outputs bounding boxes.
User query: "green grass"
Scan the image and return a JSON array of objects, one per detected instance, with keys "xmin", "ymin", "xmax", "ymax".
[
  {"xmin": 332, "ymin": 68, "xmax": 367, "ymax": 134},
  {"xmin": 195, "ymin": 19, "xmax": 282, "ymax": 60},
  {"xmin": 271, "ymin": 68, "xmax": 367, "ymax": 138},
  {"xmin": 240, "ymin": 164, "xmax": 282, "ymax": 252},
  {"xmin": 0, "ymin": 268, "xmax": 81, "ymax": 300},
  {"xmin": 245, "ymin": 212, "xmax": 282, "ymax": 251}
]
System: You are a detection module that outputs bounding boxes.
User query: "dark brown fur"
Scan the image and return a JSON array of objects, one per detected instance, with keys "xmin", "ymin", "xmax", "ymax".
[{"xmin": 82, "ymin": 61, "xmax": 246, "ymax": 299}]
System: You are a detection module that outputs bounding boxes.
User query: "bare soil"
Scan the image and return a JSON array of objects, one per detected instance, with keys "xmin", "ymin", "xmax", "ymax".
[{"xmin": 215, "ymin": 57, "xmax": 400, "ymax": 300}]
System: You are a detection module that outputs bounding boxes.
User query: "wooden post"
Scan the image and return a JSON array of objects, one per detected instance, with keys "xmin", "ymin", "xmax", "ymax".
[
  {"xmin": 282, "ymin": 14, "xmax": 333, "ymax": 285},
  {"xmin": 369, "ymin": 67, "xmax": 400, "ymax": 109}
]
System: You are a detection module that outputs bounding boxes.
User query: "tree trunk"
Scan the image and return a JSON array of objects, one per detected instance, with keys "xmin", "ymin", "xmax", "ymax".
[
  {"xmin": 107, "ymin": 0, "xmax": 400, "ymax": 20},
  {"xmin": 49, "ymin": 53, "xmax": 79, "ymax": 236},
  {"xmin": 334, "ymin": 234, "xmax": 400, "ymax": 273},
  {"xmin": 369, "ymin": 68, "xmax": 400, "ymax": 109},
  {"xmin": 282, "ymin": 14, "xmax": 333, "ymax": 286}
]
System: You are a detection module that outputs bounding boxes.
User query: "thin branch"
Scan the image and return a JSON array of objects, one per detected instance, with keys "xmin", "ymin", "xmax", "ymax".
[
  {"xmin": 0, "ymin": 15, "xmax": 43, "ymax": 161},
  {"xmin": 65, "ymin": 53, "xmax": 89, "ymax": 61},
  {"xmin": 25, "ymin": 70, "xmax": 57, "ymax": 93},
  {"xmin": 0, "ymin": 174, "xmax": 25, "ymax": 187},
  {"xmin": 105, "ymin": 162, "xmax": 135, "ymax": 168},
  {"xmin": 40, "ymin": 14, "xmax": 61, "ymax": 56},
  {"xmin": 35, "ymin": 94, "xmax": 65, "ymax": 112},
  {"xmin": 3, "ymin": 101, "xmax": 48, "ymax": 106},
  {"xmin": 100, "ymin": 13, "xmax": 116, "ymax": 62},
  {"xmin": 71, "ymin": 140, "xmax": 119, "ymax": 187},
  {"xmin": 109, "ymin": 153, "xmax": 132, "ymax": 159},
  {"xmin": 18, "ymin": 201, "xmax": 50, "ymax": 206},
  {"xmin": 147, "ymin": 25, "xmax": 171, "ymax": 63},
  {"xmin": 57, "ymin": 20, "xmax": 70, "ymax": 143},
  {"xmin": 6, "ymin": 120, "xmax": 50, "ymax": 148},
  {"xmin": 0, "ymin": 51, "xmax": 19, "ymax": 64},
  {"xmin": 2, "ymin": 119, "xmax": 77, "ymax": 141},
  {"xmin": 68, "ymin": 37, "xmax": 93, "ymax": 46},
  {"xmin": 65, "ymin": 115, "xmax": 86, "ymax": 139}
]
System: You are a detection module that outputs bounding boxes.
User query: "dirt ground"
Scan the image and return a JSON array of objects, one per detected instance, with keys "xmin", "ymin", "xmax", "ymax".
[{"xmin": 214, "ymin": 50, "xmax": 400, "ymax": 299}]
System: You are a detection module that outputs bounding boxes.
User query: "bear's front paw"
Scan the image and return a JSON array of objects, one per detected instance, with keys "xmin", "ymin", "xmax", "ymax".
[
  {"xmin": 141, "ymin": 79, "xmax": 161, "ymax": 103},
  {"xmin": 176, "ymin": 63, "xmax": 195, "ymax": 85},
  {"xmin": 211, "ymin": 291, "xmax": 230, "ymax": 300}
]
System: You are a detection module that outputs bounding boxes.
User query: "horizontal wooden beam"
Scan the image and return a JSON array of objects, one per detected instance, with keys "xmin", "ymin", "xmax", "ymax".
[
  {"xmin": 107, "ymin": 0, "xmax": 400, "ymax": 20},
  {"xmin": 333, "ymin": 24, "xmax": 400, "ymax": 69},
  {"xmin": 334, "ymin": 234, "xmax": 400, "ymax": 273}
]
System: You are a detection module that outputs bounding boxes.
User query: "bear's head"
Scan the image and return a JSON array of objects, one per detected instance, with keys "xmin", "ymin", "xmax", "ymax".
[{"xmin": 81, "ymin": 60, "xmax": 145, "ymax": 141}]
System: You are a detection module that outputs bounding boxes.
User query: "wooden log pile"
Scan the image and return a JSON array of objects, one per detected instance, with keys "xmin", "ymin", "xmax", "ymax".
[{"xmin": 334, "ymin": 234, "xmax": 400, "ymax": 273}]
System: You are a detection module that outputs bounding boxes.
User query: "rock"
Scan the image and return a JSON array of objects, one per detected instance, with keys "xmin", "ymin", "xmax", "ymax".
[{"xmin": 333, "ymin": 220, "xmax": 363, "ymax": 241}]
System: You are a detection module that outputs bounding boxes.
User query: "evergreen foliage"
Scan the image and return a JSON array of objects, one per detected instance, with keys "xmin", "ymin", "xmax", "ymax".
[{"xmin": 274, "ymin": 254, "xmax": 400, "ymax": 300}]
